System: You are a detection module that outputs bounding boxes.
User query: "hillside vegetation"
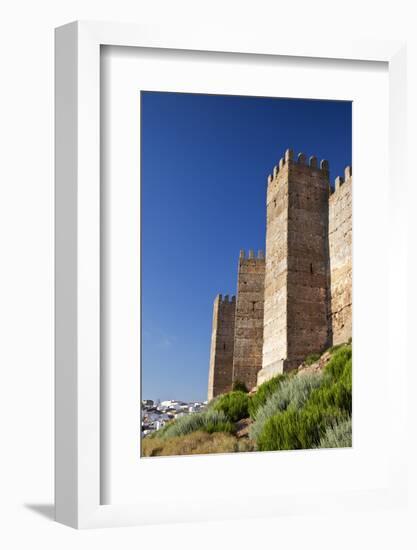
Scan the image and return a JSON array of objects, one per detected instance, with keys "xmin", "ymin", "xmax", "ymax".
[{"xmin": 142, "ymin": 343, "xmax": 352, "ymax": 457}]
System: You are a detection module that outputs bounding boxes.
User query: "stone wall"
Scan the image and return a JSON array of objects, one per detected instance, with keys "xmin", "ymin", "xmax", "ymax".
[
  {"xmin": 329, "ymin": 167, "xmax": 352, "ymax": 345},
  {"xmin": 286, "ymin": 153, "xmax": 331, "ymax": 364},
  {"xmin": 232, "ymin": 250, "xmax": 265, "ymax": 391},
  {"xmin": 259, "ymin": 150, "xmax": 331, "ymax": 384},
  {"xmin": 262, "ymin": 155, "xmax": 290, "ymax": 379},
  {"xmin": 207, "ymin": 294, "xmax": 236, "ymax": 400},
  {"xmin": 208, "ymin": 150, "xmax": 353, "ymax": 396}
]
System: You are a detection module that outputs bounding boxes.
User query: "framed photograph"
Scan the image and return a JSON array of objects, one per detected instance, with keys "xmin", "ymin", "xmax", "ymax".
[
  {"xmin": 55, "ymin": 21, "xmax": 407, "ymax": 528},
  {"xmin": 138, "ymin": 91, "xmax": 353, "ymax": 457}
]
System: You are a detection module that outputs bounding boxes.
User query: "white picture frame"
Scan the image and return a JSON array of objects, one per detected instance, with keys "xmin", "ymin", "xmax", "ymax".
[{"xmin": 55, "ymin": 21, "xmax": 407, "ymax": 529}]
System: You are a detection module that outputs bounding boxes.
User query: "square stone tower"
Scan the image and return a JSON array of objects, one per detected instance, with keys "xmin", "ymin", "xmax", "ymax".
[
  {"xmin": 258, "ymin": 149, "xmax": 331, "ymax": 384},
  {"xmin": 232, "ymin": 250, "xmax": 265, "ymax": 391},
  {"xmin": 207, "ymin": 294, "xmax": 236, "ymax": 400}
]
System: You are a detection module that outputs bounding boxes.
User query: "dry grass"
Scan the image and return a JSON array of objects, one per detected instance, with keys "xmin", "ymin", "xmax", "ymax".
[{"xmin": 142, "ymin": 430, "xmax": 254, "ymax": 457}]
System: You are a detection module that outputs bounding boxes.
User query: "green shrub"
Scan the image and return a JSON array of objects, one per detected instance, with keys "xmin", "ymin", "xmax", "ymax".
[
  {"xmin": 308, "ymin": 347, "xmax": 352, "ymax": 414},
  {"xmin": 250, "ymin": 344, "xmax": 352, "ymax": 451},
  {"xmin": 249, "ymin": 374, "xmax": 286, "ymax": 420},
  {"xmin": 340, "ymin": 357, "xmax": 352, "ymax": 389},
  {"xmin": 250, "ymin": 372, "xmax": 323, "ymax": 441},
  {"xmin": 308, "ymin": 380, "xmax": 351, "ymax": 414},
  {"xmin": 257, "ymin": 406, "xmax": 345, "ymax": 451},
  {"xmin": 232, "ymin": 380, "xmax": 249, "ymax": 393},
  {"xmin": 157, "ymin": 410, "xmax": 235, "ymax": 439},
  {"xmin": 212, "ymin": 391, "xmax": 250, "ymax": 422},
  {"xmin": 305, "ymin": 352, "xmax": 321, "ymax": 365},
  {"xmin": 317, "ymin": 417, "xmax": 352, "ymax": 449},
  {"xmin": 324, "ymin": 345, "xmax": 352, "ymax": 382}
]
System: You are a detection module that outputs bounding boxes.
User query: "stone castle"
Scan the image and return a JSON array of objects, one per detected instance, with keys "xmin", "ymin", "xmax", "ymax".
[{"xmin": 208, "ymin": 149, "xmax": 352, "ymax": 400}]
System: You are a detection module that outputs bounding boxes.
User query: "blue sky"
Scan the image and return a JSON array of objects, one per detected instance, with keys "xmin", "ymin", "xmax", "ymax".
[{"xmin": 141, "ymin": 91, "xmax": 351, "ymax": 402}]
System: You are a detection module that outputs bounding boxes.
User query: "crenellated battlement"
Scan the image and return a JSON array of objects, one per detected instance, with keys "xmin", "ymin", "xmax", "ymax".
[
  {"xmin": 239, "ymin": 249, "xmax": 265, "ymax": 261},
  {"xmin": 216, "ymin": 293, "xmax": 236, "ymax": 305},
  {"xmin": 267, "ymin": 148, "xmax": 330, "ymax": 186},
  {"xmin": 330, "ymin": 165, "xmax": 352, "ymax": 195}
]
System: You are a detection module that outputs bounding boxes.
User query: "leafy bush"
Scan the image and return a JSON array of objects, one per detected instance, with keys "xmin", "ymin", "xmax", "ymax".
[
  {"xmin": 257, "ymin": 406, "xmax": 344, "ymax": 451},
  {"xmin": 308, "ymin": 347, "xmax": 352, "ymax": 414},
  {"xmin": 156, "ymin": 409, "xmax": 235, "ymax": 440},
  {"xmin": 304, "ymin": 352, "xmax": 321, "ymax": 365},
  {"xmin": 317, "ymin": 417, "xmax": 352, "ymax": 449},
  {"xmin": 232, "ymin": 380, "xmax": 249, "ymax": 393},
  {"xmin": 307, "ymin": 375, "xmax": 351, "ymax": 413},
  {"xmin": 212, "ymin": 391, "xmax": 250, "ymax": 422},
  {"xmin": 248, "ymin": 374, "xmax": 286, "ymax": 420},
  {"xmin": 250, "ymin": 372, "xmax": 322, "ymax": 441},
  {"xmin": 142, "ymin": 431, "xmax": 243, "ymax": 457},
  {"xmin": 324, "ymin": 345, "xmax": 352, "ymax": 382},
  {"xmin": 255, "ymin": 344, "xmax": 353, "ymax": 451}
]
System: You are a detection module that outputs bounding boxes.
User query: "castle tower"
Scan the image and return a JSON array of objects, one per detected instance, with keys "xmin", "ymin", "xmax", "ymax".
[
  {"xmin": 329, "ymin": 166, "xmax": 352, "ymax": 345},
  {"xmin": 232, "ymin": 250, "xmax": 265, "ymax": 391},
  {"xmin": 258, "ymin": 149, "xmax": 331, "ymax": 384},
  {"xmin": 207, "ymin": 294, "xmax": 236, "ymax": 400}
]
